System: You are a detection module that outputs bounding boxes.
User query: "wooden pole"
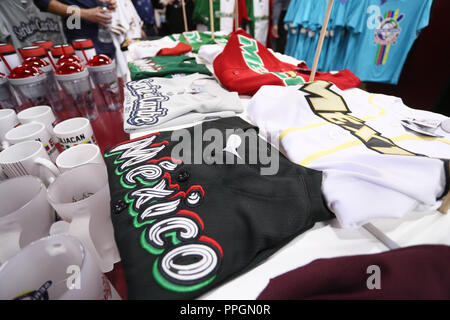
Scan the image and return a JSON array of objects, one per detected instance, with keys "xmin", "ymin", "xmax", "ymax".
[
  {"xmin": 309, "ymin": 0, "xmax": 334, "ymax": 82},
  {"xmin": 234, "ymin": 0, "xmax": 239, "ymax": 30},
  {"xmin": 181, "ymin": 0, "xmax": 188, "ymax": 32},
  {"xmin": 209, "ymin": 0, "xmax": 215, "ymax": 39}
]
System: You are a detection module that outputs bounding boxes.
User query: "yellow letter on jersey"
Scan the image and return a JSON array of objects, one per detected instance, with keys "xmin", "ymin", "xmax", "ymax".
[{"xmin": 301, "ymin": 81, "xmax": 349, "ymax": 113}]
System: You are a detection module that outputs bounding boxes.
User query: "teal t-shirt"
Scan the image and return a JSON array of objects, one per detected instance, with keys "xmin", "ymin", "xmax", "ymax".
[{"xmin": 349, "ymin": 0, "xmax": 434, "ymax": 84}]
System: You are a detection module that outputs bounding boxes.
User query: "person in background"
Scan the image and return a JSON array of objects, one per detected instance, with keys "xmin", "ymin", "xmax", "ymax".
[
  {"xmin": 163, "ymin": 0, "xmax": 194, "ymax": 34},
  {"xmin": 132, "ymin": 0, "xmax": 158, "ymax": 38},
  {"xmin": 271, "ymin": 0, "xmax": 290, "ymax": 53},
  {"xmin": 33, "ymin": 0, "xmax": 117, "ymax": 58},
  {"xmin": 0, "ymin": 0, "xmax": 67, "ymax": 48}
]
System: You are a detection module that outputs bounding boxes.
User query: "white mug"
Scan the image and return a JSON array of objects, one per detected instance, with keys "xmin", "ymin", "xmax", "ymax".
[
  {"xmin": 0, "ymin": 234, "xmax": 121, "ymax": 300},
  {"xmin": 0, "ymin": 140, "xmax": 60, "ymax": 186},
  {"xmin": 5, "ymin": 122, "xmax": 59, "ymax": 162},
  {"xmin": 53, "ymin": 117, "xmax": 97, "ymax": 150},
  {"xmin": 17, "ymin": 105, "xmax": 58, "ymax": 137},
  {"xmin": 0, "ymin": 176, "xmax": 54, "ymax": 264},
  {"xmin": 0, "ymin": 109, "xmax": 19, "ymax": 150},
  {"xmin": 47, "ymin": 163, "xmax": 120, "ymax": 273},
  {"xmin": 56, "ymin": 143, "xmax": 104, "ymax": 172}
]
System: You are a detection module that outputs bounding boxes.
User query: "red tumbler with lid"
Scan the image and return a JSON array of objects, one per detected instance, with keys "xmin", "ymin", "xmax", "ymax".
[
  {"xmin": 32, "ymin": 40, "xmax": 56, "ymax": 69},
  {"xmin": 72, "ymin": 39, "xmax": 97, "ymax": 64},
  {"xmin": 22, "ymin": 57, "xmax": 63, "ymax": 111},
  {"xmin": 0, "ymin": 73, "xmax": 18, "ymax": 111},
  {"xmin": 87, "ymin": 54, "xmax": 120, "ymax": 111},
  {"xmin": 8, "ymin": 65, "xmax": 51, "ymax": 110},
  {"xmin": 50, "ymin": 44, "xmax": 75, "ymax": 61},
  {"xmin": 55, "ymin": 61, "xmax": 98, "ymax": 120},
  {"xmin": 0, "ymin": 43, "xmax": 21, "ymax": 76},
  {"xmin": 57, "ymin": 54, "xmax": 83, "ymax": 66}
]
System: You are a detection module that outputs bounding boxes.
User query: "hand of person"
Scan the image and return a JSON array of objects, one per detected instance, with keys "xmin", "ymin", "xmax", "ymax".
[
  {"xmin": 108, "ymin": 0, "xmax": 117, "ymax": 11},
  {"xmin": 271, "ymin": 25, "xmax": 279, "ymax": 38},
  {"xmin": 81, "ymin": 7, "xmax": 112, "ymax": 27},
  {"xmin": 141, "ymin": 28, "xmax": 147, "ymax": 39}
]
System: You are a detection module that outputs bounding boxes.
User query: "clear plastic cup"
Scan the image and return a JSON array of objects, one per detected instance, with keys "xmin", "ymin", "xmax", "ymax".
[
  {"xmin": 87, "ymin": 54, "xmax": 120, "ymax": 111},
  {"xmin": 55, "ymin": 62, "xmax": 98, "ymax": 121},
  {"xmin": 8, "ymin": 65, "xmax": 51, "ymax": 111}
]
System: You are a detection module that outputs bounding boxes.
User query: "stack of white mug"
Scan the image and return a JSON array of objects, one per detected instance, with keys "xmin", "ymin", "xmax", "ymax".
[{"xmin": 0, "ymin": 106, "xmax": 121, "ymax": 300}]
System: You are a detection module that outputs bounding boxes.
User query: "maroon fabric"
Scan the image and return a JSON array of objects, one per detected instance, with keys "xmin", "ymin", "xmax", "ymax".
[{"xmin": 257, "ymin": 245, "xmax": 450, "ymax": 300}]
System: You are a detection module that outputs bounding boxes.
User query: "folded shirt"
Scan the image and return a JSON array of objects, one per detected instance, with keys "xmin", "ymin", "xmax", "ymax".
[
  {"xmin": 213, "ymin": 29, "xmax": 361, "ymax": 95},
  {"xmin": 248, "ymin": 81, "xmax": 450, "ymax": 227},
  {"xmin": 128, "ymin": 37, "xmax": 193, "ymax": 60},
  {"xmin": 128, "ymin": 56, "xmax": 212, "ymax": 80},
  {"xmin": 123, "ymin": 73, "xmax": 243, "ymax": 133},
  {"xmin": 175, "ymin": 31, "xmax": 230, "ymax": 53},
  {"xmin": 104, "ymin": 116, "xmax": 334, "ymax": 299},
  {"xmin": 257, "ymin": 244, "xmax": 450, "ymax": 300}
]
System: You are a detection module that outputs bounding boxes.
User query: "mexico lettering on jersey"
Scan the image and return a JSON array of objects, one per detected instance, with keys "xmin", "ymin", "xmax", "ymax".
[{"xmin": 104, "ymin": 133, "xmax": 223, "ymax": 293}]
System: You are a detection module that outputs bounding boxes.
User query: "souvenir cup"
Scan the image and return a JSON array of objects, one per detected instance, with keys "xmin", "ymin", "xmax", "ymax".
[
  {"xmin": 57, "ymin": 54, "xmax": 83, "ymax": 66},
  {"xmin": 47, "ymin": 163, "xmax": 121, "ymax": 273},
  {"xmin": 53, "ymin": 117, "xmax": 97, "ymax": 150},
  {"xmin": 55, "ymin": 62, "xmax": 98, "ymax": 121},
  {"xmin": 17, "ymin": 105, "xmax": 58, "ymax": 138},
  {"xmin": 73, "ymin": 39, "xmax": 97, "ymax": 65},
  {"xmin": 0, "ymin": 176, "xmax": 54, "ymax": 264},
  {"xmin": 50, "ymin": 44, "xmax": 75, "ymax": 62},
  {"xmin": 56, "ymin": 144, "xmax": 104, "ymax": 172},
  {"xmin": 0, "ymin": 108, "xmax": 19, "ymax": 150},
  {"xmin": 8, "ymin": 65, "xmax": 51, "ymax": 111},
  {"xmin": 31, "ymin": 40, "xmax": 56, "ymax": 69},
  {"xmin": 22, "ymin": 57, "xmax": 63, "ymax": 111},
  {"xmin": 0, "ymin": 43, "xmax": 22, "ymax": 76},
  {"xmin": 87, "ymin": 54, "xmax": 121, "ymax": 111},
  {"xmin": 0, "ymin": 73, "xmax": 19, "ymax": 111},
  {"xmin": 0, "ymin": 140, "xmax": 60, "ymax": 186},
  {"xmin": 5, "ymin": 122, "xmax": 59, "ymax": 162},
  {"xmin": 0, "ymin": 234, "xmax": 121, "ymax": 300}
]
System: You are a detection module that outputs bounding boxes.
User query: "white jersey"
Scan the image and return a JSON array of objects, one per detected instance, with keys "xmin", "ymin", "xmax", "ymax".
[
  {"xmin": 128, "ymin": 37, "xmax": 179, "ymax": 60},
  {"xmin": 248, "ymin": 81, "xmax": 450, "ymax": 227},
  {"xmin": 123, "ymin": 73, "xmax": 243, "ymax": 133}
]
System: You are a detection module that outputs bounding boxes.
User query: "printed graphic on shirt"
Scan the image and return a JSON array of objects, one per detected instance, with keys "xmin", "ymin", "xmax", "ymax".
[
  {"xmin": 125, "ymin": 79, "xmax": 169, "ymax": 127},
  {"xmin": 182, "ymin": 31, "xmax": 202, "ymax": 44},
  {"xmin": 238, "ymin": 35, "xmax": 305, "ymax": 86},
  {"xmin": 14, "ymin": 281, "xmax": 52, "ymax": 300},
  {"xmin": 105, "ymin": 134, "xmax": 223, "ymax": 292},
  {"xmin": 300, "ymin": 81, "xmax": 419, "ymax": 156},
  {"xmin": 373, "ymin": 9, "xmax": 405, "ymax": 65},
  {"xmin": 132, "ymin": 58, "xmax": 164, "ymax": 72}
]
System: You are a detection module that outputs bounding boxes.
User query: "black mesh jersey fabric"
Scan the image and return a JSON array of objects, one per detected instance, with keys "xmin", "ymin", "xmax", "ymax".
[{"xmin": 104, "ymin": 117, "xmax": 334, "ymax": 299}]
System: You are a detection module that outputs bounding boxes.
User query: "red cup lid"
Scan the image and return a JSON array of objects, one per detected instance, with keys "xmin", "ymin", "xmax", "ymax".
[
  {"xmin": 0, "ymin": 43, "xmax": 16, "ymax": 55},
  {"xmin": 57, "ymin": 54, "xmax": 82, "ymax": 65},
  {"xmin": 31, "ymin": 40, "xmax": 55, "ymax": 51},
  {"xmin": 22, "ymin": 57, "xmax": 50, "ymax": 69},
  {"xmin": 87, "ymin": 54, "xmax": 112, "ymax": 66},
  {"xmin": 8, "ymin": 65, "xmax": 43, "ymax": 79},
  {"xmin": 51, "ymin": 44, "xmax": 75, "ymax": 57},
  {"xmin": 55, "ymin": 61, "xmax": 85, "ymax": 75},
  {"xmin": 72, "ymin": 39, "xmax": 94, "ymax": 49},
  {"xmin": 20, "ymin": 46, "xmax": 47, "ymax": 58}
]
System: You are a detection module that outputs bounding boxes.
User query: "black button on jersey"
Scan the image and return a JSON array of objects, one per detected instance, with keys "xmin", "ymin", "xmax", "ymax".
[
  {"xmin": 176, "ymin": 169, "xmax": 190, "ymax": 182},
  {"xmin": 112, "ymin": 199, "xmax": 127, "ymax": 215}
]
